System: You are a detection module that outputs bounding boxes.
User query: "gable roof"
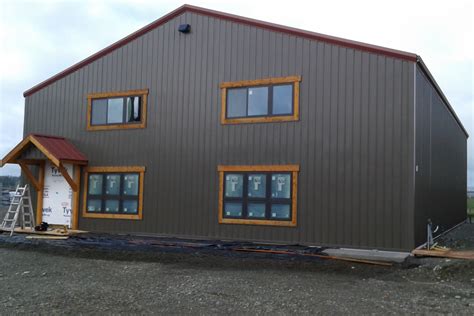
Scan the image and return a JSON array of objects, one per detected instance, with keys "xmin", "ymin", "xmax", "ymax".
[
  {"xmin": 23, "ymin": 4, "xmax": 417, "ymax": 98},
  {"xmin": 21, "ymin": 4, "xmax": 468, "ymax": 138},
  {"xmin": 0, "ymin": 134, "xmax": 88, "ymax": 167}
]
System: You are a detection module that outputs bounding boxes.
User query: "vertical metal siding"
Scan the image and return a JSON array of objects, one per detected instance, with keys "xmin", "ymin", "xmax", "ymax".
[
  {"xmin": 23, "ymin": 12, "xmax": 416, "ymax": 250},
  {"xmin": 414, "ymin": 66, "xmax": 467, "ymax": 246}
]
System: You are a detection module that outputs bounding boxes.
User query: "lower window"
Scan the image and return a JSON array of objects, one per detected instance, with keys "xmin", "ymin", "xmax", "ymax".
[
  {"xmin": 218, "ymin": 165, "xmax": 299, "ymax": 227},
  {"xmin": 82, "ymin": 166, "xmax": 145, "ymax": 220}
]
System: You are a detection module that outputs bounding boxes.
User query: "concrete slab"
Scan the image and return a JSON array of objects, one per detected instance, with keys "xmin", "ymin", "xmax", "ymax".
[{"xmin": 323, "ymin": 248, "xmax": 410, "ymax": 263}]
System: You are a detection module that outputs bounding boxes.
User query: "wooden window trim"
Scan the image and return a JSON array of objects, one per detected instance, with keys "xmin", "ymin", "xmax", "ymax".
[
  {"xmin": 86, "ymin": 89, "xmax": 148, "ymax": 131},
  {"xmin": 217, "ymin": 165, "xmax": 299, "ymax": 227},
  {"xmin": 220, "ymin": 76, "xmax": 301, "ymax": 125},
  {"xmin": 82, "ymin": 166, "xmax": 145, "ymax": 220}
]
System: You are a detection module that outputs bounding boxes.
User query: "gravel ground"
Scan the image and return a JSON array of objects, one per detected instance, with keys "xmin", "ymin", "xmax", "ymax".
[{"xmin": 0, "ymin": 224, "xmax": 474, "ymax": 314}]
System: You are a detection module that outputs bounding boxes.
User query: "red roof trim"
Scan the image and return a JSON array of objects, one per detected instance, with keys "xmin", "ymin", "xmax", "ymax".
[{"xmin": 23, "ymin": 4, "xmax": 417, "ymax": 97}]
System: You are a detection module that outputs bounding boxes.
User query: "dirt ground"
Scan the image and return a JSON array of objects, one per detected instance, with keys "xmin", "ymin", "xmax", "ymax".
[{"xmin": 0, "ymin": 225, "xmax": 474, "ymax": 314}]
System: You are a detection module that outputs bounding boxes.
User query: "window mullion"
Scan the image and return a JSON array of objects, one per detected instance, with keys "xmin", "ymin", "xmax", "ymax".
[
  {"xmin": 268, "ymin": 85, "xmax": 273, "ymax": 115},
  {"xmin": 242, "ymin": 172, "xmax": 248, "ymax": 219}
]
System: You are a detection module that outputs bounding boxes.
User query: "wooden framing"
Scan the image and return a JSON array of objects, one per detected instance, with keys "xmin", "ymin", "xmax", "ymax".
[
  {"xmin": 71, "ymin": 166, "xmax": 81, "ymax": 229},
  {"xmin": 0, "ymin": 135, "xmax": 87, "ymax": 168},
  {"xmin": 86, "ymin": 89, "xmax": 148, "ymax": 131},
  {"xmin": 36, "ymin": 161, "xmax": 45, "ymax": 225},
  {"xmin": 82, "ymin": 166, "xmax": 145, "ymax": 220},
  {"xmin": 18, "ymin": 162, "xmax": 41, "ymax": 191},
  {"xmin": 57, "ymin": 163, "xmax": 79, "ymax": 192},
  {"xmin": 220, "ymin": 76, "xmax": 301, "ymax": 125},
  {"xmin": 217, "ymin": 165, "xmax": 299, "ymax": 227}
]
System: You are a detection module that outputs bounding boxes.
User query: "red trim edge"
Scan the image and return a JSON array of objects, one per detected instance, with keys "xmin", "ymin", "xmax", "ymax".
[{"xmin": 23, "ymin": 4, "xmax": 417, "ymax": 97}]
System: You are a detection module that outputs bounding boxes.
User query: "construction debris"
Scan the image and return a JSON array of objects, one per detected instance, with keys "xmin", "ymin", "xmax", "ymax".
[{"xmin": 412, "ymin": 248, "xmax": 474, "ymax": 260}]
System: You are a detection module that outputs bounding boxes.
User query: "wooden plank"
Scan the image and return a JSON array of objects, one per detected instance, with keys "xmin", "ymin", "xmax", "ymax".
[
  {"xmin": 71, "ymin": 166, "xmax": 81, "ymax": 229},
  {"xmin": 218, "ymin": 164, "xmax": 300, "ymax": 172},
  {"xmin": 58, "ymin": 163, "xmax": 78, "ymax": 192},
  {"xmin": 36, "ymin": 162, "xmax": 45, "ymax": 225},
  {"xmin": 412, "ymin": 249, "xmax": 474, "ymax": 260},
  {"xmin": 1, "ymin": 227, "xmax": 87, "ymax": 236},
  {"xmin": 86, "ymin": 166, "xmax": 146, "ymax": 173},
  {"xmin": 220, "ymin": 75, "xmax": 301, "ymax": 88},
  {"xmin": 18, "ymin": 162, "xmax": 41, "ymax": 191},
  {"xmin": 222, "ymin": 114, "xmax": 299, "ymax": 125},
  {"xmin": 0, "ymin": 136, "xmax": 32, "ymax": 167},
  {"xmin": 87, "ymin": 89, "xmax": 149, "ymax": 99}
]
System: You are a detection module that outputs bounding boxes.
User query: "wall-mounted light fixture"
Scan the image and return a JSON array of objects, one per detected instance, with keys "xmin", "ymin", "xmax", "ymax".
[{"xmin": 178, "ymin": 24, "xmax": 191, "ymax": 34}]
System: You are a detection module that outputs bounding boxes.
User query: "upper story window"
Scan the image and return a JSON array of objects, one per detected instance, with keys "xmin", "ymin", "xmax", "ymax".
[
  {"xmin": 82, "ymin": 166, "xmax": 145, "ymax": 220},
  {"xmin": 220, "ymin": 76, "xmax": 301, "ymax": 124},
  {"xmin": 217, "ymin": 165, "xmax": 299, "ymax": 227},
  {"xmin": 87, "ymin": 89, "xmax": 148, "ymax": 131}
]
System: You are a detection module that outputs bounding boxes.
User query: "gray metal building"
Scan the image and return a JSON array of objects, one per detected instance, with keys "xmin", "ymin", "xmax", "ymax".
[{"xmin": 1, "ymin": 5, "xmax": 468, "ymax": 251}]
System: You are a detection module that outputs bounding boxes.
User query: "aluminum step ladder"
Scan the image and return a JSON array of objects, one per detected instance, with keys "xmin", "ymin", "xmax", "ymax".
[{"xmin": 1, "ymin": 185, "xmax": 35, "ymax": 236}]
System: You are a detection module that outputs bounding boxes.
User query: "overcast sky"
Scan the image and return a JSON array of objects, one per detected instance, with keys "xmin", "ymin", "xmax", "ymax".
[{"xmin": 0, "ymin": 0, "xmax": 473, "ymax": 187}]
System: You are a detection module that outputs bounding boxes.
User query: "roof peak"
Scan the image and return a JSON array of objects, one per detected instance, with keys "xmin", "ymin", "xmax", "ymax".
[{"xmin": 23, "ymin": 4, "xmax": 417, "ymax": 97}]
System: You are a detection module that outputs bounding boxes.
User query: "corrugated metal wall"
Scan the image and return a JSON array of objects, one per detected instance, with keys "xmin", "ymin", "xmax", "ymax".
[
  {"xmin": 23, "ymin": 11, "xmax": 416, "ymax": 250},
  {"xmin": 414, "ymin": 67, "xmax": 467, "ymax": 245}
]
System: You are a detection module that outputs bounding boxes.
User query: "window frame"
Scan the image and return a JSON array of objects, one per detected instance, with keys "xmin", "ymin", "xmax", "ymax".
[
  {"xmin": 87, "ymin": 89, "xmax": 148, "ymax": 131},
  {"xmin": 82, "ymin": 166, "xmax": 145, "ymax": 220},
  {"xmin": 217, "ymin": 165, "xmax": 299, "ymax": 227},
  {"xmin": 220, "ymin": 76, "xmax": 301, "ymax": 125}
]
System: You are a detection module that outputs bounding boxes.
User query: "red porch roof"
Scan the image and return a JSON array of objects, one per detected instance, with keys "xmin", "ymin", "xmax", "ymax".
[{"xmin": 0, "ymin": 134, "xmax": 87, "ymax": 167}]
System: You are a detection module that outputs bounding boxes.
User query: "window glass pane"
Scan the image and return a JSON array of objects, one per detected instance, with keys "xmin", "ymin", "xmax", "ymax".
[
  {"xmin": 105, "ymin": 200, "xmax": 119, "ymax": 213},
  {"xmin": 247, "ymin": 174, "xmax": 266, "ymax": 198},
  {"xmin": 271, "ymin": 173, "xmax": 291, "ymax": 199},
  {"xmin": 107, "ymin": 98, "xmax": 123, "ymax": 124},
  {"xmin": 248, "ymin": 203, "xmax": 266, "ymax": 218},
  {"xmin": 88, "ymin": 174, "xmax": 103, "ymax": 195},
  {"xmin": 271, "ymin": 204, "xmax": 290, "ymax": 219},
  {"xmin": 225, "ymin": 174, "xmax": 243, "ymax": 197},
  {"xmin": 123, "ymin": 174, "xmax": 139, "ymax": 196},
  {"xmin": 224, "ymin": 202, "xmax": 242, "ymax": 217},
  {"xmin": 123, "ymin": 200, "xmax": 138, "ymax": 214},
  {"xmin": 227, "ymin": 88, "xmax": 247, "ymax": 118},
  {"xmin": 91, "ymin": 99, "xmax": 107, "ymax": 125},
  {"xmin": 248, "ymin": 87, "xmax": 268, "ymax": 116},
  {"xmin": 87, "ymin": 199, "xmax": 102, "ymax": 212},
  {"xmin": 126, "ymin": 96, "xmax": 141, "ymax": 123},
  {"xmin": 105, "ymin": 174, "xmax": 121, "ymax": 195},
  {"xmin": 273, "ymin": 85, "xmax": 293, "ymax": 115}
]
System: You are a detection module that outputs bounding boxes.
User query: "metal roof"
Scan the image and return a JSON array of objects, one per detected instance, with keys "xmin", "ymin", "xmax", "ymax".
[{"xmin": 0, "ymin": 134, "xmax": 87, "ymax": 167}]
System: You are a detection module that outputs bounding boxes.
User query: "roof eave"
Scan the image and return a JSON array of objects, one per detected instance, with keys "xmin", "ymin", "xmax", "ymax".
[{"xmin": 416, "ymin": 55, "xmax": 469, "ymax": 138}]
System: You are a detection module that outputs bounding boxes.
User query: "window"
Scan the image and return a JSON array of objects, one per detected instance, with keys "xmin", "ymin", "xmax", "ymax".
[
  {"xmin": 87, "ymin": 89, "xmax": 148, "ymax": 131},
  {"xmin": 82, "ymin": 166, "xmax": 145, "ymax": 220},
  {"xmin": 220, "ymin": 76, "xmax": 301, "ymax": 124},
  {"xmin": 218, "ymin": 165, "xmax": 299, "ymax": 227}
]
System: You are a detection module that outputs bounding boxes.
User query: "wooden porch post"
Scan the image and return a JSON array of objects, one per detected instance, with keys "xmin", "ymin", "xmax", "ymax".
[
  {"xmin": 71, "ymin": 166, "xmax": 81, "ymax": 230},
  {"xmin": 36, "ymin": 161, "xmax": 45, "ymax": 225}
]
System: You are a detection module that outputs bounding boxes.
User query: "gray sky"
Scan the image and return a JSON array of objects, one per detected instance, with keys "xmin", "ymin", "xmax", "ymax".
[{"xmin": 1, "ymin": 0, "xmax": 473, "ymax": 187}]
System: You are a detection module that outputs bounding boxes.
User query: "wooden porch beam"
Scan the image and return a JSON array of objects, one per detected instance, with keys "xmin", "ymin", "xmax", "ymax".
[
  {"xmin": 18, "ymin": 162, "xmax": 42, "ymax": 191},
  {"xmin": 58, "ymin": 163, "xmax": 78, "ymax": 192}
]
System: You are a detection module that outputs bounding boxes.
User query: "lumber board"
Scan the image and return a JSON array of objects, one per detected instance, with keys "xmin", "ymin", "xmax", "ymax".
[{"xmin": 412, "ymin": 249, "xmax": 474, "ymax": 260}]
